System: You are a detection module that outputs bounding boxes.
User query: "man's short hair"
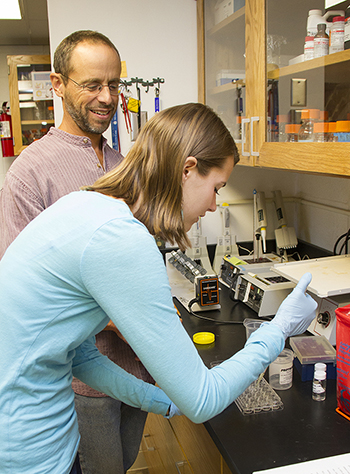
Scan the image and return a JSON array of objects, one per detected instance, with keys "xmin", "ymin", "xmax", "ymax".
[{"xmin": 53, "ymin": 30, "xmax": 120, "ymax": 82}]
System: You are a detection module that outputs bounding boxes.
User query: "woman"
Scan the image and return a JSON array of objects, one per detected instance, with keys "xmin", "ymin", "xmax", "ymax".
[{"xmin": 0, "ymin": 103, "xmax": 317, "ymax": 474}]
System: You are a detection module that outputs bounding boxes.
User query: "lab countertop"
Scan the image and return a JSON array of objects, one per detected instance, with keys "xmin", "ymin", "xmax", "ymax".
[{"xmin": 174, "ymin": 284, "xmax": 350, "ymax": 474}]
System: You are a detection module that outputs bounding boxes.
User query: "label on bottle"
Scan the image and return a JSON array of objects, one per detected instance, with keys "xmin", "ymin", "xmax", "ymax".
[
  {"xmin": 314, "ymin": 37, "xmax": 329, "ymax": 57},
  {"xmin": 344, "ymin": 18, "xmax": 350, "ymax": 44},
  {"xmin": 304, "ymin": 39, "xmax": 314, "ymax": 60},
  {"xmin": 330, "ymin": 26, "xmax": 344, "ymax": 53},
  {"xmin": 313, "ymin": 380, "xmax": 325, "ymax": 393},
  {"xmin": 280, "ymin": 366, "xmax": 293, "ymax": 385}
]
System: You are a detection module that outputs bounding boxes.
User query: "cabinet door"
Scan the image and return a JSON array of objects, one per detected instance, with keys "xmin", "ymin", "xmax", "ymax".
[
  {"xmin": 199, "ymin": 0, "xmax": 350, "ymax": 177},
  {"xmin": 249, "ymin": 0, "xmax": 350, "ymax": 176},
  {"xmin": 198, "ymin": 0, "xmax": 253, "ymax": 167},
  {"xmin": 8, "ymin": 55, "xmax": 54, "ymax": 156},
  {"xmin": 143, "ymin": 414, "xmax": 187, "ymax": 474},
  {"xmin": 169, "ymin": 416, "xmax": 231, "ymax": 474}
]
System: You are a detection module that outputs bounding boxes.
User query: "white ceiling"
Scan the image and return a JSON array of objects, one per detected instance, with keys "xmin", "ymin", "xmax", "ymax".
[{"xmin": 0, "ymin": 0, "xmax": 49, "ymax": 46}]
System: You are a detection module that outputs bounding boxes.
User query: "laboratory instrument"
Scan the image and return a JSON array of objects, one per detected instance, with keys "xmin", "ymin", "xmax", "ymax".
[
  {"xmin": 273, "ymin": 190, "xmax": 298, "ymax": 260},
  {"xmin": 273, "ymin": 255, "xmax": 350, "ymax": 344},
  {"xmin": 220, "ymin": 254, "xmax": 282, "ymax": 289},
  {"xmin": 166, "ymin": 250, "xmax": 220, "ymax": 312},
  {"xmin": 253, "ymin": 189, "xmax": 268, "ymax": 258},
  {"xmin": 235, "ymin": 271, "xmax": 294, "ymax": 317},
  {"xmin": 213, "ymin": 203, "xmax": 238, "ymax": 275},
  {"xmin": 186, "ymin": 217, "xmax": 213, "ymax": 274}
]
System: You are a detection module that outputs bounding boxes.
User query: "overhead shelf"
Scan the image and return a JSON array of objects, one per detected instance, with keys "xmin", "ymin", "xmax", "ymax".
[
  {"xmin": 268, "ymin": 49, "xmax": 350, "ymax": 80},
  {"xmin": 208, "ymin": 7, "xmax": 245, "ymax": 36}
]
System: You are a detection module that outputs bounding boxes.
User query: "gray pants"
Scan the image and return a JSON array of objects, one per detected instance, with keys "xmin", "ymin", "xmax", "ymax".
[{"xmin": 75, "ymin": 394, "xmax": 148, "ymax": 474}]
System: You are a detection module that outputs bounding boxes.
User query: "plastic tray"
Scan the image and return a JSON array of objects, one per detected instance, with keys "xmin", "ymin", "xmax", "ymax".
[
  {"xmin": 290, "ymin": 335, "xmax": 336, "ymax": 364},
  {"xmin": 272, "ymin": 255, "xmax": 350, "ymax": 297},
  {"xmin": 234, "ymin": 377, "xmax": 284, "ymax": 416}
]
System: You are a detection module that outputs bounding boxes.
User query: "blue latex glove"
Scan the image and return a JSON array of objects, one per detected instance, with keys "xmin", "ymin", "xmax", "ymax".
[
  {"xmin": 270, "ymin": 272, "xmax": 318, "ymax": 340},
  {"xmin": 165, "ymin": 402, "xmax": 182, "ymax": 418}
]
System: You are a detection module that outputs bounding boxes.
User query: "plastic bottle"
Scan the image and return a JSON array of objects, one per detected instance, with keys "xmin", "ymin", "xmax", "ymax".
[
  {"xmin": 330, "ymin": 16, "xmax": 345, "ymax": 53},
  {"xmin": 328, "ymin": 122, "xmax": 337, "ymax": 142},
  {"xmin": 313, "ymin": 122, "xmax": 329, "ymax": 142},
  {"xmin": 314, "ymin": 23, "xmax": 329, "ymax": 58},
  {"xmin": 285, "ymin": 124, "xmax": 300, "ymax": 142},
  {"xmin": 304, "ymin": 36, "xmax": 314, "ymax": 60},
  {"xmin": 335, "ymin": 121, "xmax": 350, "ymax": 142},
  {"xmin": 298, "ymin": 109, "xmax": 319, "ymax": 142},
  {"xmin": 312, "ymin": 369, "xmax": 326, "ymax": 401},
  {"xmin": 345, "ymin": 5, "xmax": 350, "ymax": 49},
  {"xmin": 307, "ymin": 9, "xmax": 345, "ymax": 37},
  {"xmin": 307, "ymin": 10, "xmax": 327, "ymax": 36}
]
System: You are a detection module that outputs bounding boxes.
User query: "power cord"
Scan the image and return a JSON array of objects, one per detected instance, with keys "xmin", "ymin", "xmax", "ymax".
[
  {"xmin": 187, "ymin": 297, "xmax": 243, "ymax": 324},
  {"xmin": 334, "ymin": 228, "xmax": 350, "ymax": 255}
]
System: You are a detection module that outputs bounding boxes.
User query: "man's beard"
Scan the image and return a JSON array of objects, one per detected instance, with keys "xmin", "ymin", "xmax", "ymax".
[{"xmin": 65, "ymin": 92, "xmax": 115, "ymax": 135}]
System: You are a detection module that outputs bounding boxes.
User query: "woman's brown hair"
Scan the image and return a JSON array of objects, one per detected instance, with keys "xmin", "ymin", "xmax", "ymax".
[{"xmin": 85, "ymin": 103, "xmax": 239, "ymax": 250}]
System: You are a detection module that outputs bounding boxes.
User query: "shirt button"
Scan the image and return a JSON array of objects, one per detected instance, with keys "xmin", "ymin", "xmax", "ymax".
[
  {"xmin": 83, "ymin": 138, "xmax": 88, "ymax": 144},
  {"xmin": 97, "ymin": 163, "xmax": 101, "ymax": 168}
]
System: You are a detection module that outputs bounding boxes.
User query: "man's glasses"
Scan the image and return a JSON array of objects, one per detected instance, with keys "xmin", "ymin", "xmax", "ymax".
[{"xmin": 61, "ymin": 74, "xmax": 124, "ymax": 97}]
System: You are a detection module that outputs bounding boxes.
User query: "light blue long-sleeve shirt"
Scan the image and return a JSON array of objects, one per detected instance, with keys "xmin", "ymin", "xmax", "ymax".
[{"xmin": 0, "ymin": 191, "xmax": 284, "ymax": 474}]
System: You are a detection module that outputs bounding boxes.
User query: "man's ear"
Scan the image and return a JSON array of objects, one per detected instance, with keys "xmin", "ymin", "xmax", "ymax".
[
  {"xmin": 182, "ymin": 156, "xmax": 198, "ymax": 182},
  {"xmin": 50, "ymin": 73, "xmax": 65, "ymax": 99}
]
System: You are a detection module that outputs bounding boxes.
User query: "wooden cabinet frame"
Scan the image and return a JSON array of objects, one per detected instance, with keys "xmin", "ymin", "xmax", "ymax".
[
  {"xmin": 198, "ymin": 0, "xmax": 350, "ymax": 177},
  {"xmin": 8, "ymin": 55, "xmax": 53, "ymax": 156}
]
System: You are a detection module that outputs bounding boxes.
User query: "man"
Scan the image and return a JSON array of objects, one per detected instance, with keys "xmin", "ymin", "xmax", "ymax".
[{"xmin": 0, "ymin": 30, "xmax": 152, "ymax": 474}]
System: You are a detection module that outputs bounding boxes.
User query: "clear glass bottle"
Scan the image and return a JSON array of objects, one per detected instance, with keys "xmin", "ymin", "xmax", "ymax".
[
  {"xmin": 314, "ymin": 23, "xmax": 329, "ymax": 58},
  {"xmin": 285, "ymin": 124, "xmax": 300, "ymax": 142},
  {"xmin": 313, "ymin": 122, "xmax": 329, "ymax": 142},
  {"xmin": 312, "ymin": 369, "xmax": 326, "ymax": 401},
  {"xmin": 298, "ymin": 109, "xmax": 319, "ymax": 142}
]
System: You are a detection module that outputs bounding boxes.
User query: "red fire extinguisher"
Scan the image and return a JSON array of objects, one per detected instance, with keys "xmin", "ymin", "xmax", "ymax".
[{"xmin": 0, "ymin": 101, "xmax": 15, "ymax": 157}]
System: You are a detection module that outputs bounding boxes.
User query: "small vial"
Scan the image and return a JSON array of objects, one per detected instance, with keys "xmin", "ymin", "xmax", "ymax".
[{"xmin": 312, "ymin": 370, "xmax": 327, "ymax": 401}]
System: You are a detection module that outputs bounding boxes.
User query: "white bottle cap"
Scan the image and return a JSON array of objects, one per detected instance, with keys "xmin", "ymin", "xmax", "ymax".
[
  {"xmin": 315, "ymin": 363, "xmax": 327, "ymax": 372},
  {"xmin": 315, "ymin": 370, "xmax": 326, "ymax": 380}
]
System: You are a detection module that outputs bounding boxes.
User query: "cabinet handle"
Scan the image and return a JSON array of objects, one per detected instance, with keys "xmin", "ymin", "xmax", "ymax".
[
  {"xmin": 143, "ymin": 433, "xmax": 155, "ymax": 451},
  {"xmin": 241, "ymin": 117, "xmax": 250, "ymax": 156},
  {"xmin": 175, "ymin": 460, "xmax": 193, "ymax": 473},
  {"xmin": 250, "ymin": 116, "xmax": 259, "ymax": 156}
]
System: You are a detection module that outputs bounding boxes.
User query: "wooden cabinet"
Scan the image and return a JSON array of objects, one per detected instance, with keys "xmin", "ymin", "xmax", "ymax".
[
  {"xmin": 8, "ymin": 55, "xmax": 54, "ymax": 156},
  {"xmin": 198, "ymin": 0, "xmax": 350, "ymax": 177},
  {"xmin": 142, "ymin": 414, "xmax": 231, "ymax": 474}
]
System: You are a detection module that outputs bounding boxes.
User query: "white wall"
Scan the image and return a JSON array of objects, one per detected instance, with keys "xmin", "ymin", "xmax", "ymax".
[
  {"xmin": 46, "ymin": 0, "xmax": 198, "ymax": 155},
  {"xmin": 200, "ymin": 166, "xmax": 350, "ymax": 254}
]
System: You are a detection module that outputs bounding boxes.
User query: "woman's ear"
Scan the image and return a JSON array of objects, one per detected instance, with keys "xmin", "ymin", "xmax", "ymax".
[
  {"xmin": 182, "ymin": 156, "xmax": 198, "ymax": 182},
  {"xmin": 50, "ymin": 73, "xmax": 65, "ymax": 99}
]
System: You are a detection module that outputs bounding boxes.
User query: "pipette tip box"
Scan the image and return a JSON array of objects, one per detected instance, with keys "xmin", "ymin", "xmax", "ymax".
[{"xmin": 290, "ymin": 335, "xmax": 337, "ymax": 381}]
